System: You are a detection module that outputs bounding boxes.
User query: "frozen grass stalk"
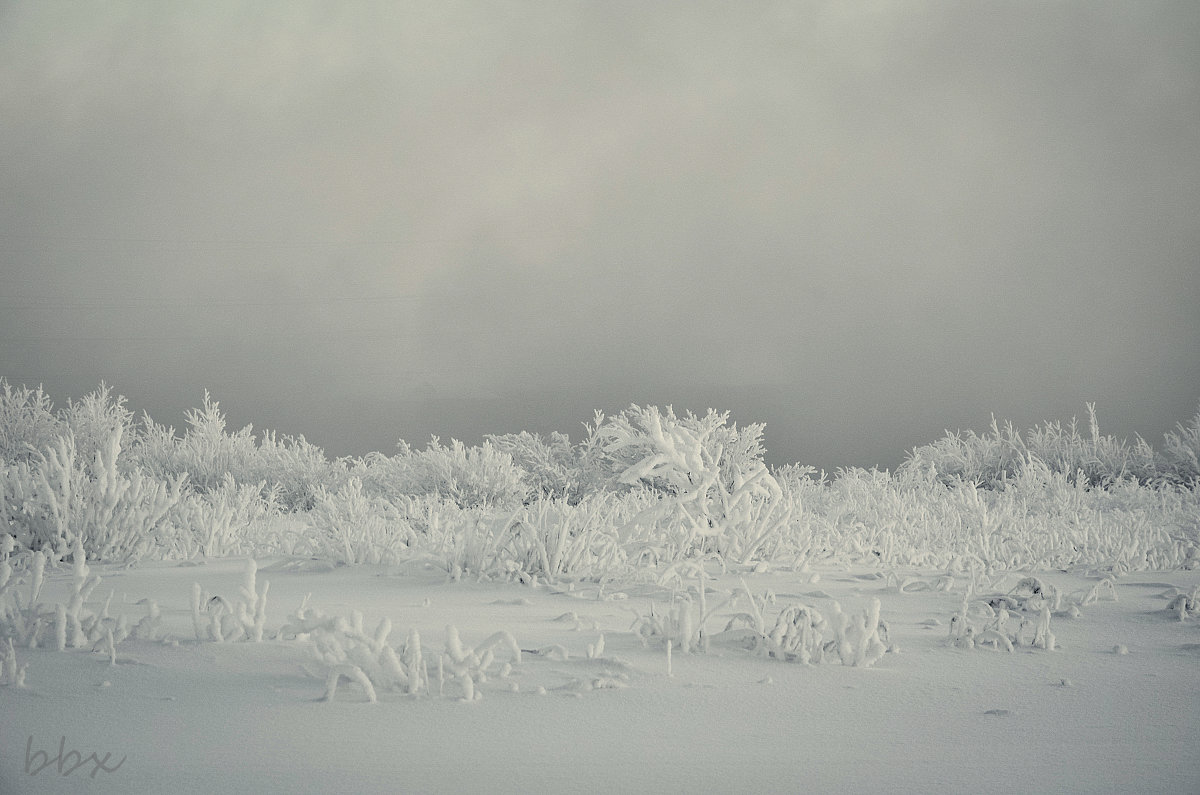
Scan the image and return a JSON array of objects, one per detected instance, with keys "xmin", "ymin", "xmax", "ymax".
[
  {"xmin": 404, "ymin": 629, "xmax": 423, "ymax": 694},
  {"xmin": 190, "ymin": 583, "xmax": 205, "ymax": 641},
  {"xmin": 1, "ymin": 637, "xmax": 28, "ymax": 687}
]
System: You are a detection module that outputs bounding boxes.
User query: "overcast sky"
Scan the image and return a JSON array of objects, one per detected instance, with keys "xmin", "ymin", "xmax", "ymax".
[{"xmin": 2, "ymin": 2, "xmax": 1198, "ymax": 470}]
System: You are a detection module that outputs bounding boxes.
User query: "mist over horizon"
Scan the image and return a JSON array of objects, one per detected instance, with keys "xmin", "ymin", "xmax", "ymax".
[{"xmin": 3, "ymin": 2, "xmax": 1198, "ymax": 472}]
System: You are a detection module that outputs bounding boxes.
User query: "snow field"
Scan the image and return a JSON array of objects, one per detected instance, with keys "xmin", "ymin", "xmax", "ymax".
[{"xmin": 3, "ymin": 557, "xmax": 1200, "ymax": 793}]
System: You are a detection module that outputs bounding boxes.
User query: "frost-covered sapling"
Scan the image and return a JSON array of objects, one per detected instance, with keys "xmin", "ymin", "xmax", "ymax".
[
  {"xmin": 285, "ymin": 597, "xmax": 446, "ymax": 701},
  {"xmin": 948, "ymin": 595, "xmax": 976, "ymax": 650}
]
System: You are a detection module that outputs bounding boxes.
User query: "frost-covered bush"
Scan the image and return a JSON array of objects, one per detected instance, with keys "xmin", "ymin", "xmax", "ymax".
[
  {"xmin": 592, "ymin": 405, "xmax": 769, "ymax": 496},
  {"xmin": 485, "ymin": 430, "xmax": 587, "ymax": 503},
  {"xmin": 0, "ymin": 538, "xmax": 154, "ymax": 670},
  {"xmin": 505, "ymin": 492, "xmax": 641, "ymax": 580},
  {"xmin": 134, "ymin": 392, "xmax": 256, "ymax": 493},
  {"xmin": 60, "ymin": 383, "xmax": 138, "ymax": 473},
  {"xmin": 169, "ymin": 475, "xmax": 279, "ymax": 560},
  {"xmin": 279, "ymin": 595, "xmax": 520, "ymax": 703},
  {"xmin": 0, "ymin": 380, "xmax": 63, "ymax": 466},
  {"xmin": 304, "ymin": 478, "xmax": 416, "ymax": 566},
  {"xmin": 280, "ymin": 597, "xmax": 423, "ymax": 702},
  {"xmin": 945, "ymin": 576, "xmax": 1086, "ymax": 652},
  {"xmin": 2, "ymin": 429, "xmax": 185, "ymax": 562},
  {"xmin": 592, "ymin": 405, "xmax": 787, "ymax": 563},
  {"xmin": 770, "ymin": 462, "xmax": 1199, "ymax": 573},
  {"xmin": 355, "ymin": 437, "xmax": 530, "ymax": 509},
  {"xmin": 1159, "ymin": 404, "xmax": 1200, "ymax": 488},
  {"xmin": 133, "ymin": 392, "xmax": 343, "ymax": 511},
  {"xmin": 0, "ymin": 381, "xmax": 139, "ymax": 470},
  {"xmin": 900, "ymin": 403, "xmax": 1191, "ymax": 490}
]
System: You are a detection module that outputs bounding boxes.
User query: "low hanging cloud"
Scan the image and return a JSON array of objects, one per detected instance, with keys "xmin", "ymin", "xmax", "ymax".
[{"xmin": 2, "ymin": 2, "xmax": 1198, "ymax": 467}]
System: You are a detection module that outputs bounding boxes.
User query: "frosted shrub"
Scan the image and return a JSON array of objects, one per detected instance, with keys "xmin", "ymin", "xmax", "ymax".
[
  {"xmin": 170, "ymin": 475, "xmax": 278, "ymax": 560},
  {"xmin": 722, "ymin": 588, "xmax": 891, "ymax": 668},
  {"xmin": 4, "ymin": 429, "xmax": 186, "ymax": 562},
  {"xmin": 0, "ymin": 379, "xmax": 63, "ymax": 466},
  {"xmin": 306, "ymin": 479, "xmax": 415, "ymax": 565},
  {"xmin": 785, "ymin": 463, "xmax": 1198, "ymax": 573},
  {"xmin": 75, "ymin": 431, "xmax": 186, "ymax": 562},
  {"xmin": 486, "ymin": 430, "xmax": 586, "ymax": 503},
  {"xmin": 361, "ymin": 437, "xmax": 531, "ymax": 509},
  {"xmin": 60, "ymin": 382, "xmax": 137, "ymax": 474},
  {"xmin": 901, "ymin": 403, "xmax": 1190, "ymax": 489},
  {"xmin": 0, "ymin": 380, "xmax": 137, "ymax": 470},
  {"xmin": 505, "ymin": 492, "xmax": 638, "ymax": 580},
  {"xmin": 245, "ymin": 429, "xmax": 343, "ymax": 511},
  {"xmin": 1160, "ymin": 404, "xmax": 1200, "ymax": 487},
  {"xmin": 1024, "ymin": 407, "xmax": 1154, "ymax": 488},
  {"xmin": 422, "ymin": 500, "xmax": 524, "ymax": 580},
  {"xmin": 900, "ymin": 415, "xmax": 1031, "ymax": 488},
  {"xmin": 0, "ymin": 546, "xmax": 46, "ymax": 646},
  {"xmin": 948, "ymin": 588, "xmax": 1057, "ymax": 652},
  {"xmin": 595, "ymin": 405, "xmax": 769, "ymax": 496},
  {"xmin": 1, "ymin": 539, "xmax": 143, "ymax": 664},
  {"xmin": 280, "ymin": 597, "xmax": 520, "ymax": 703},
  {"xmin": 630, "ymin": 596, "xmax": 701, "ymax": 655},
  {"xmin": 596, "ymin": 405, "xmax": 787, "ymax": 564},
  {"xmin": 134, "ymin": 392, "xmax": 342, "ymax": 511},
  {"xmin": 135, "ymin": 392, "xmax": 258, "ymax": 494}
]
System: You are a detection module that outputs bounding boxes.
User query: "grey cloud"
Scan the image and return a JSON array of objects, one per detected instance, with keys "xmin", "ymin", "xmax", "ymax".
[{"xmin": 2, "ymin": 2, "xmax": 1198, "ymax": 468}]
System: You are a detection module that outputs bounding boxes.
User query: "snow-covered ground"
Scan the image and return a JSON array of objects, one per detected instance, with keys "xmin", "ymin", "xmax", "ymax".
[{"xmin": 4, "ymin": 557, "xmax": 1198, "ymax": 794}]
